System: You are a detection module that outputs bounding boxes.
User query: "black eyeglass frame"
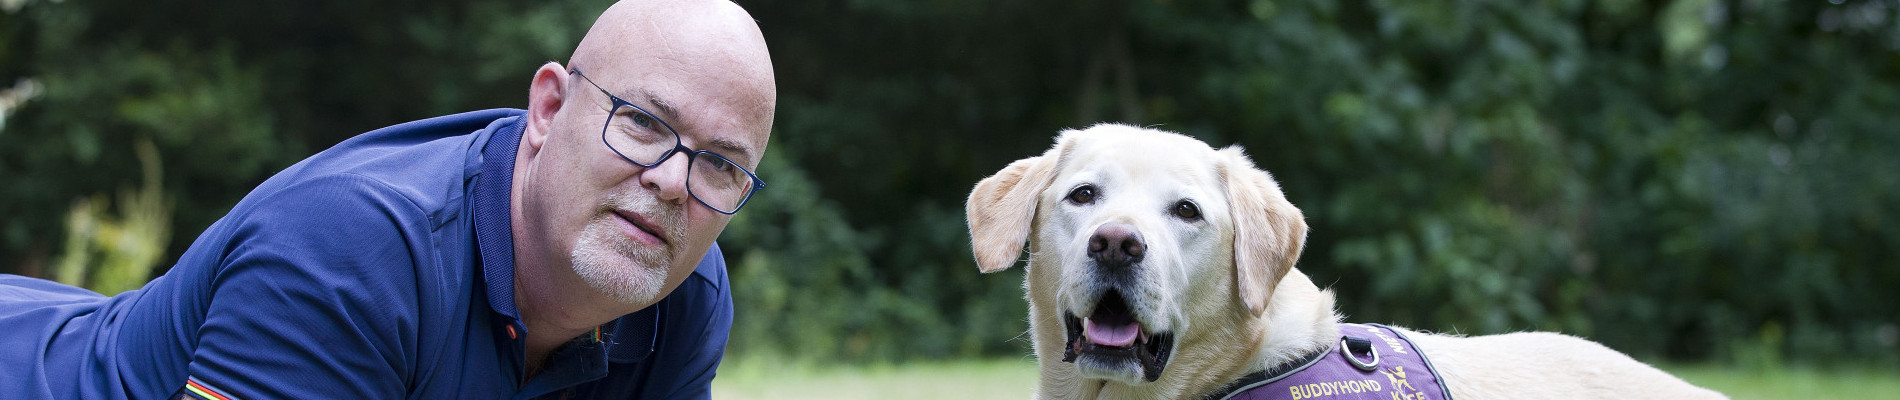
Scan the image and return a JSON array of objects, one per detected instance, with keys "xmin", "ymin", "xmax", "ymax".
[{"xmin": 570, "ymin": 68, "xmax": 766, "ymax": 215}]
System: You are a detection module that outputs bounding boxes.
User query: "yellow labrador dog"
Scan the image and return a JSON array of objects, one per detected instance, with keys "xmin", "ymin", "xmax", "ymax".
[{"xmin": 966, "ymin": 124, "xmax": 1725, "ymax": 399}]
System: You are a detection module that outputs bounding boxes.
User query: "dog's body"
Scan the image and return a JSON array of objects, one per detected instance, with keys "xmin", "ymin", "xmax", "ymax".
[{"xmin": 966, "ymin": 124, "xmax": 1725, "ymax": 399}]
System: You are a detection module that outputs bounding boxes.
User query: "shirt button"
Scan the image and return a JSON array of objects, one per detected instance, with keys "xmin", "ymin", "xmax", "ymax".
[{"xmin": 506, "ymin": 325, "xmax": 518, "ymax": 340}]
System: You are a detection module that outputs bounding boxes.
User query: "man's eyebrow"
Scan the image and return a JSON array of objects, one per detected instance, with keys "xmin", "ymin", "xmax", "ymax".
[
  {"xmin": 640, "ymin": 89, "xmax": 756, "ymax": 161},
  {"xmin": 705, "ymin": 136, "xmax": 756, "ymax": 161},
  {"xmin": 639, "ymin": 89, "xmax": 686, "ymax": 131}
]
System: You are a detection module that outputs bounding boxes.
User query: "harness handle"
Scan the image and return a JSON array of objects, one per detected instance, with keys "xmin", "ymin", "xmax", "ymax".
[{"xmin": 1341, "ymin": 336, "xmax": 1379, "ymax": 371}]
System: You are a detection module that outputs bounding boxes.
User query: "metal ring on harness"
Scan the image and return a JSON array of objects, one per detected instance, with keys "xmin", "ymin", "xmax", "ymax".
[{"xmin": 1340, "ymin": 336, "xmax": 1379, "ymax": 371}]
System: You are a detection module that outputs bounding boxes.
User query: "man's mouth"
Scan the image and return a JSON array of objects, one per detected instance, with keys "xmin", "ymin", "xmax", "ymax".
[
  {"xmin": 612, "ymin": 210, "xmax": 668, "ymax": 246},
  {"xmin": 1061, "ymin": 290, "xmax": 1175, "ymax": 382}
]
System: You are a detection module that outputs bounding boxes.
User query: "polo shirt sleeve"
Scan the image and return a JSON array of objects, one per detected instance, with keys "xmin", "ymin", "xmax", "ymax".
[
  {"xmin": 178, "ymin": 175, "xmax": 424, "ymax": 400},
  {"xmin": 644, "ymin": 246, "xmax": 734, "ymax": 400}
]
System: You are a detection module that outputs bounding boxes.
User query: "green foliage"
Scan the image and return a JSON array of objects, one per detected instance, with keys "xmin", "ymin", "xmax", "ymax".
[
  {"xmin": 4, "ymin": 1, "xmax": 289, "ymax": 274},
  {"xmin": 4, "ymin": 0, "xmax": 1896, "ymax": 369},
  {"xmin": 53, "ymin": 137, "xmax": 171, "ymax": 295},
  {"xmin": 1119, "ymin": 0, "xmax": 1900, "ymax": 365},
  {"xmin": 721, "ymin": 147, "xmax": 1030, "ymax": 362}
]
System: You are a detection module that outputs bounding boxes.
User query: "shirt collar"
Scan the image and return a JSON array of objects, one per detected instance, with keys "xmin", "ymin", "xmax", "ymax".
[{"xmin": 472, "ymin": 114, "xmax": 526, "ymax": 322}]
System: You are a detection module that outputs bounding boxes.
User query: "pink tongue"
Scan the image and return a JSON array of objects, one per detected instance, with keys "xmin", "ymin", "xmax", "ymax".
[{"xmin": 1083, "ymin": 318, "xmax": 1141, "ymax": 347}]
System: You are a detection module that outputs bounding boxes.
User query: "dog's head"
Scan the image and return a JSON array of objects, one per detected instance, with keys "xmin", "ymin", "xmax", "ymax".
[{"xmin": 967, "ymin": 124, "xmax": 1307, "ymax": 385}]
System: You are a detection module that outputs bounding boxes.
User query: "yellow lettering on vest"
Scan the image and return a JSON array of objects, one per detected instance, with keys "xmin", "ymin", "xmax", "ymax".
[{"xmin": 1289, "ymin": 379, "xmax": 1390, "ymax": 398}]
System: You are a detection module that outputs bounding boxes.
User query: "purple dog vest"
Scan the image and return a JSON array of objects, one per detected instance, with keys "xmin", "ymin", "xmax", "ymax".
[{"xmin": 1203, "ymin": 323, "xmax": 1454, "ymax": 400}]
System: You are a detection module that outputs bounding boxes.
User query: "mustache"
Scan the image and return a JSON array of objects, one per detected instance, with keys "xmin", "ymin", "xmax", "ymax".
[{"xmin": 605, "ymin": 191, "xmax": 686, "ymax": 242}]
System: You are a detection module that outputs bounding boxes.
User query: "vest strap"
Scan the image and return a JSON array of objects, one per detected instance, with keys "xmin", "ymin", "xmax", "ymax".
[{"xmin": 1201, "ymin": 323, "xmax": 1456, "ymax": 400}]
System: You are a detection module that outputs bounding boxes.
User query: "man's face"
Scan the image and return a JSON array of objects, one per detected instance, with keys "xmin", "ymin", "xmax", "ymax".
[{"xmin": 520, "ymin": 1, "xmax": 775, "ymax": 307}]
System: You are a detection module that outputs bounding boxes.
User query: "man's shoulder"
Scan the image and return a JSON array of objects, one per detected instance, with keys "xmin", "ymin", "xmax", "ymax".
[
  {"xmin": 176, "ymin": 110, "xmax": 526, "ymax": 294},
  {"xmin": 241, "ymin": 109, "xmax": 526, "ymax": 228}
]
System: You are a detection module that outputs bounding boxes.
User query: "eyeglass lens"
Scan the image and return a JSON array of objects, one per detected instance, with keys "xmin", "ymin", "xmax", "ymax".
[{"xmin": 601, "ymin": 104, "xmax": 757, "ymax": 213}]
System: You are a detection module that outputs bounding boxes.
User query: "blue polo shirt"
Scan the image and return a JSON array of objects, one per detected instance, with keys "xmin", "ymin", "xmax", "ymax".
[{"xmin": 0, "ymin": 109, "xmax": 733, "ymax": 399}]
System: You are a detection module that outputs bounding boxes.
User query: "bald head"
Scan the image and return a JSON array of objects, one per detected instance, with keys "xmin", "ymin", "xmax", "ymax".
[
  {"xmin": 571, "ymin": 0, "xmax": 770, "ymax": 75},
  {"xmin": 567, "ymin": 0, "xmax": 776, "ymax": 154}
]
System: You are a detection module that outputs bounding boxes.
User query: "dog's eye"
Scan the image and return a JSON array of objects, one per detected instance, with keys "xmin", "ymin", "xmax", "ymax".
[
  {"xmin": 1067, "ymin": 185, "xmax": 1097, "ymax": 204},
  {"xmin": 1172, "ymin": 200, "xmax": 1202, "ymax": 221}
]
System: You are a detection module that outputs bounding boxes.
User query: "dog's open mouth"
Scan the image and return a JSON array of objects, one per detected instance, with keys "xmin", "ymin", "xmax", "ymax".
[{"xmin": 1061, "ymin": 290, "xmax": 1175, "ymax": 382}]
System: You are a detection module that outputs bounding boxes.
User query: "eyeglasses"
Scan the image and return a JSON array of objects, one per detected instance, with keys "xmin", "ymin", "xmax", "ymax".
[{"xmin": 571, "ymin": 68, "xmax": 766, "ymax": 215}]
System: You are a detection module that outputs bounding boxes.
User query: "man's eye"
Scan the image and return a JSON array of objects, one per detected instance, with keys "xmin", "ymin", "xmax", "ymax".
[
  {"xmin": 1066, "ymin": 185, "xmax": 1097, "ymax": 204},
  {"xmin": 709, "ymin": 157, "xmax": 736, "ymax": 172},
  {"xmin": 629, "ymin": 111, "xmax": 657, "ymax": 129}
]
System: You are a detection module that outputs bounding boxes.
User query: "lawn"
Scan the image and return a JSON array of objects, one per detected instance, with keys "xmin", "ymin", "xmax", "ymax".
[
  {"xmin": 1664, "ymin": 364, "xmax": 1900, "ymax": 400},
  {"xmin": 712, "ymin": 357, "xmax": 1899, "ymax": 400},
  {"xmin": 712, "ymin": 356, "xmax": 1039, "ymax": 400}
]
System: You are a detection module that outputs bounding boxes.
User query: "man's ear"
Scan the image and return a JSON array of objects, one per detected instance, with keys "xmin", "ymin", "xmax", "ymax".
[
  {"xmin": 965, "ymin": 136, "xmax": 1072, "ymax": 273},
  {"xmin": 524, "ymin": 62, "xmax": 570, "ymax": 152},
  {"xmin": 1221, "ymin": 146, "xmax": 1308, "ymax": 317}
]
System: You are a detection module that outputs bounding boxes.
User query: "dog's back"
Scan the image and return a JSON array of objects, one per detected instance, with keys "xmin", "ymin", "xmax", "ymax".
[{"xmin": 1401, "ymin": 329, "xmax": 1727, "ymax": 399}]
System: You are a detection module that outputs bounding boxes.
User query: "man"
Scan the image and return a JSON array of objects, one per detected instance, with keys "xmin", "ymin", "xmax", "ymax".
[{"xmin": 0, "ymin": 0, "xmax": 775, "ymax": 398}]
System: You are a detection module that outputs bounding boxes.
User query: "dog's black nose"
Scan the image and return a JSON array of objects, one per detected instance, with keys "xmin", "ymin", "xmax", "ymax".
[{"xmin": 1088, "ymin": 222, "xmax": 1146, "ymax": 266}]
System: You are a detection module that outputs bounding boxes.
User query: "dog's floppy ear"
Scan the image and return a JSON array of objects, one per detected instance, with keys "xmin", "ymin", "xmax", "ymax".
[
  {"xmin": 1220, "ymin": 146, "xmax": 1308, "ymax": 316},
  {"xmin": 966, "ymin": 136, "xmax": 1071, "ymax": 273}
]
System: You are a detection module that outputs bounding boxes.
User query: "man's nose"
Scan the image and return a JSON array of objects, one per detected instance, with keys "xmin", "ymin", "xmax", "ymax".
[
  {"xmin": 639, "ymin": 152, "xmax": 691, "ymax": 204},
  {"xmin": 1088, "ymin": 222, "xmax": 1145, "ymax": 267}
]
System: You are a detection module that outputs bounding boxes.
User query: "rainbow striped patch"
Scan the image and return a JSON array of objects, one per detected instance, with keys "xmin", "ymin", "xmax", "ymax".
[{"xmin": 182, "ymin": 376, "xmax": 238, "ymax": 400}]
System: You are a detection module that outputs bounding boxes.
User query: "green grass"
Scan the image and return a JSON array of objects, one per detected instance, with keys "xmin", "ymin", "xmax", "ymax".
[
  {"xmin": 713, "ymin": 357, "xmax": 1900, "ymax": 400},
  {"xmin": 712, "ymin": 356, "xmax": 1039, "ymax": 400},
  {"xmin": 1662, "ymin": 364, "xmax": 1900, "ymax": 400}
]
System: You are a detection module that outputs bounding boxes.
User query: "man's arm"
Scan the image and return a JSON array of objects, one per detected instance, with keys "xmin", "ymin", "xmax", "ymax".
[{"xmin": 176, "ymin": 175, "xmax": 426, "ymax": 399}]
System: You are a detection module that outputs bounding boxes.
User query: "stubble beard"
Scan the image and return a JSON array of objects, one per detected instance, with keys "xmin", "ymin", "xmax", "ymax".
[{"xmin": 569, "ymin": 193, "xmax": 686, "ymax": 305}]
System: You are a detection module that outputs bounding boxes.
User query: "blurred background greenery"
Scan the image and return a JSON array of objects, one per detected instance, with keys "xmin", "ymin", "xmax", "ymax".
[{"xmin": 3, "ymin": 0, "xmax": 1896, "ymax": 379}]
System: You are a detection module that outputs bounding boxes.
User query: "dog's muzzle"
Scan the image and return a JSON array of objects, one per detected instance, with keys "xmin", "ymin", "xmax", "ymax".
[{"xmin": 1061, "ymin": 289, "xmax": 1175, "ymax": 382}]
